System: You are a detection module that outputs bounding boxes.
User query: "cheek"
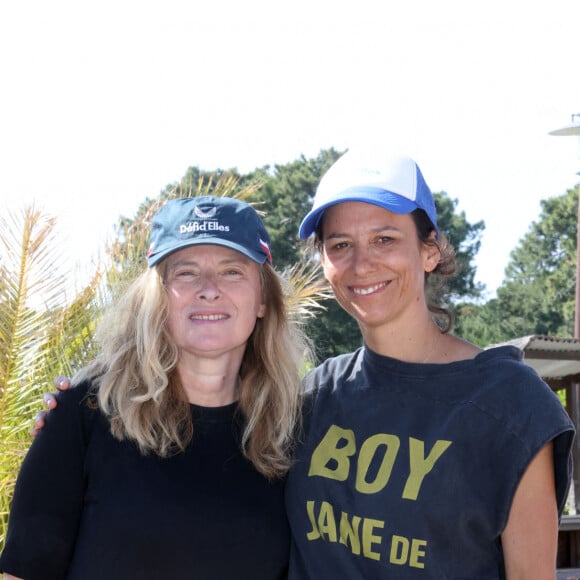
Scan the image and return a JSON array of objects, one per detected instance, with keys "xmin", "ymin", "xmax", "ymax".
[
  {"xmin": 166, "ymin": 305, "xmax": 181, "ymax": 332},
  {"xmin": 166, "ymin": 294, "xmax": 180, "ymax": 317},
  {"xmin": 166, "ymin": 285, "xmax": 184, "ymax": 303},
  {"xmin": 320, "ymin": 255, "xmax": 337, "ymax": 283},
  {"xmin": 166, "ymin": 292, "xmax": 187, "ymax": 328}
]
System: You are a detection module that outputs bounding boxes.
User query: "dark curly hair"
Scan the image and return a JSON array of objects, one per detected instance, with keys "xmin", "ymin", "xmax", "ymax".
[{"xmin": 410, "ymin": 209, "xmax": 456, "ymax": 332}]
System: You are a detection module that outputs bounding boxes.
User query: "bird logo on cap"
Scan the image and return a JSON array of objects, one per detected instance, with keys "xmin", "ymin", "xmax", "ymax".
[{"xmin": 194, "ymin": 205, "xmax": 217, "ymax": 219}]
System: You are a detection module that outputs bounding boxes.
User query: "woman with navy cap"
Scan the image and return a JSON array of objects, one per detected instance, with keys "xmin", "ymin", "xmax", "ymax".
[
  {"xmin": 285, "ymin": 148, "xmax": 574, "ymax": 579},
  {"xmin": 0, "ymin": 196, "xmax": 312, "ymax": 580}
]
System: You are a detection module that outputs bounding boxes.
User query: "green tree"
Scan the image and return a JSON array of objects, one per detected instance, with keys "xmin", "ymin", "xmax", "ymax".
[
  {"xmin": 434, "ymin": 192, "xmax": 485, "ymax": 302},
  {"xmin": 245, "ymin": 148, "xmax": 343, "ymax": 267},
  {"xmin": 499, "ymin": 187, "xmax": 577, "ymax": 337},
  {"xmin": 456, "ymin": 187, "xmax": 578, "ymax": 345},
  {"xmin": 454, "ymin": 299, "xmax": 505, "ymax": 346}
]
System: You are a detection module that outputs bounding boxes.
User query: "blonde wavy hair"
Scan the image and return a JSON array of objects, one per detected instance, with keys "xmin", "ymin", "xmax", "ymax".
[{"xmin": 73, "ymin": 261, "xmax": 313, "ymax": 479}]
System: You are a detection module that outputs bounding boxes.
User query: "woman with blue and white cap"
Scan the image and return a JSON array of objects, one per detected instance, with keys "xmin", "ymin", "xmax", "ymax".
[
  {"xmin": 1, "ymin": 196, "xmax": 312, "ymax": 580},
  {"xmin": 285, "ymin": 149, "xmax": 574, "ymax": 579}
]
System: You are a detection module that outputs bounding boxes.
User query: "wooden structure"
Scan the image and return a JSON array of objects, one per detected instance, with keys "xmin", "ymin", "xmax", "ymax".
[{"xmin": 500, "ymin": 335, "xmax": 580, "ymax": 578}]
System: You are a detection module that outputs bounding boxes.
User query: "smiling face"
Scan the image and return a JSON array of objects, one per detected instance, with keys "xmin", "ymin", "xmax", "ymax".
[
  {"xmin": 320, "ymin": 201, "xmax": 439, "ymax": 340},
  {"xmin": 163, "ymin": 245, "xmax": 266, "ymax": 365}
]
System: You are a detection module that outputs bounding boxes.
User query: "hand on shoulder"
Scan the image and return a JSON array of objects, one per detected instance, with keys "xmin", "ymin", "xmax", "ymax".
[{"xmin": 30, "ymin": 375, "xmax": 71, "ymax": 437}]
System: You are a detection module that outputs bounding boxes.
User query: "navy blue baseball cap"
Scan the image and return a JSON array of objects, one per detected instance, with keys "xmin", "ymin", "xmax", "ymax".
[
  {"xmin": 299, "ymin": 149, "xmax": 438, "ymax": 239},
  {"xmin": 146, "ymin": 196, "xmax": 273, "ymax": 267}
]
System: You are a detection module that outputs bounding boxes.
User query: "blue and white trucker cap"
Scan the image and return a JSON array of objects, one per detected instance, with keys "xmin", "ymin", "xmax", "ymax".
[
  {"xmin": 298, "ymin": 149, "xmax": 438, "ymax": 239},
  {"xmin": 147, "ymin": 196, "xmax": 273, "ymax": 267}
]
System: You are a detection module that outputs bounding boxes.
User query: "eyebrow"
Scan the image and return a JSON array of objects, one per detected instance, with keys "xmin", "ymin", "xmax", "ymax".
[
  {"xmin": 323, "ymin": 225, "xmax": 401, "ymax": 241},
  {"xmin": 168, "ymin": 256, "xmax": 251, "ymax": 269}
]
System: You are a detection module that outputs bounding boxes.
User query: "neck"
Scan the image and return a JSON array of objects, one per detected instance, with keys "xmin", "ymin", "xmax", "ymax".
[
  {"xmin": 361, "ymin": 315, "xmax": 442, "ymax": 363},
  {"xmin": 362, "ymin": 316, "xmax": 482, "ymax": 364},
  {"xmin": 176, "ymin": 357, "xmax": 241, "ymax": 407}
]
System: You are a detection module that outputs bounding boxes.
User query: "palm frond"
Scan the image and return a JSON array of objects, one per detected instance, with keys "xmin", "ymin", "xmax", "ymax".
[
  {"xmin": 280, "ymin": 261, "xmax": 331, "ymax": 324},
  {"xmin": 44, "ymin": 269, "xmax": 103, "ymax": 377},
  {"xmin": 0, "ymin": 206, "xmax": 72, "ymax": 546},
  {"xmin": 171, "ymin": 171, "xmax": 262, "ymax": 203}
]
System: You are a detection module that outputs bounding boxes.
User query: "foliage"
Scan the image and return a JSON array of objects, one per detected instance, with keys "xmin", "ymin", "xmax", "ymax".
[
  {"xmin": 456, "ymin": 187, "xmax": 578, "ymax": 346},
  {"xmin": 433, "ymin": 192, "xmax": 485, "ymax": 303},
  {"xmin": 245, "ymin": 148, "xmax": 343, "ymax": 267},
  {"xmin": 307, "ymin": 299, "xmax": 363, "ymax": 359},
  {"xmin": 500, "ymin": 187, "xmax": 577, "ymax": 337},
  {"xmin": 0, "ymin": 207, "xmax": 102, "ymax": 546}
]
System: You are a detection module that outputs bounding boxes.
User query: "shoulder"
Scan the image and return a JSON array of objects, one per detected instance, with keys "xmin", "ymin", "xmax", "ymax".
[
  {"xmin": 468, "ymin": 346, "xmax": 573, "ymax": 446},
  {"xmin": 473, "ymin": 345, "xmax": 559, "ymax": 401},
  {"xmin": 44, "ymin": 377, "xmax": 103, "ymax": 441},
  {"xmin": 302, "ymin": 348, "xmax": 364, "ymax": 393},
  {"xmin": 471, "ymin": 345, "xmax": 560, "ymax": 405},
  {"xmin": 437, "ymin": 333, "xmax": 481, "ymax": 363},
  {"xmin": 55, "ymin": 377, "xmax": 99, "ymax": 411},
  {"xmin": 472, "ymin": 346, "xmax": 575, "ymax": 517}
]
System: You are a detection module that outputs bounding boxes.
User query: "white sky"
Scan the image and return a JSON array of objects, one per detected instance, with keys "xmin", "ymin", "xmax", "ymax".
[{"xmin": 1, "ymin": 0, "xmax": 580, "ymax": 299}]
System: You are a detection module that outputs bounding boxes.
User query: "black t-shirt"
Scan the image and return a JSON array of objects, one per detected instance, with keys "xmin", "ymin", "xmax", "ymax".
[
  {"xmin": 1, "ymin": 381, "xmax": 289, "ymax": 580},
  {"xmin": 285, "ymin": 345, "xmax": 575, "ymax": 579}
]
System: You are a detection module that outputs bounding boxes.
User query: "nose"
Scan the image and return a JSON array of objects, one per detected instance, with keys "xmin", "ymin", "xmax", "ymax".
[
  {"xmin": 352, "ymin": 244, "xmax": 376, "ymax": 275},
  {"xmin": 196, "ymin": 274, "xmax": 221, "ymax": 300}
]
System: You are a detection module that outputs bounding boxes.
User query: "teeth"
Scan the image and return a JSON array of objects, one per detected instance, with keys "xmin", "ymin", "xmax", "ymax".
[
  {"xmin": 352, "ymin": 283, "xmax": 384, "ymax": 296},
  {"xmin": 191, "ymin": 314, "xmax": 227, "ymax": 321}
]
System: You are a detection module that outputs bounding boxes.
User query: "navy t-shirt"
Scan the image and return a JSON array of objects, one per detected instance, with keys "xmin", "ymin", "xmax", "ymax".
[
  {"xmin": 285, "ymin": 346, "xmax": 574, "ymax": 579},
  {"xmin": 0, "ymin": 381, "xmax": 290, "ymax": 580}
]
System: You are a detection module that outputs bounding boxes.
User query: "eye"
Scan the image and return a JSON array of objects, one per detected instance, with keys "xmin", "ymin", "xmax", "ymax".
[
  {"xmin": 224, "ymin": 268, "xmax": 243, "ymax": 276},
  {"xmin": 325, "ymin": 240, "xmax": 350, "ymax": 252},
  {"xmin": 167, "ymin": 267, "xmax": 199, "ymax": 283},
  {"xmin": 177, "ymin": 269, "xmax": 197, "ymax": 277}
]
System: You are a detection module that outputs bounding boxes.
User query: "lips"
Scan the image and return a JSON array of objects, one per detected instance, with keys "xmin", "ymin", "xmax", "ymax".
[
  {"xmin": 189, "ymin": 313, "xmax": 229, "ymax": 321},
  {"xmin": 351, "ymin": 281, "xmax": 388, "ymax": 296}
]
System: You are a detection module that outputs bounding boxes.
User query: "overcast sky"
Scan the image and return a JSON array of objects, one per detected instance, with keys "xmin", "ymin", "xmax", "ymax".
[{"xmin": 1, "ymin": 0, "xmax": 580, "ymax": 299}]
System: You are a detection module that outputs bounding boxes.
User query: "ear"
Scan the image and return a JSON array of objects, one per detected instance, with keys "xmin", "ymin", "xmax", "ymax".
[
  {"xmin": 257, "ymin": 302, "xmax": 266, "ymax": 319},
  {"xmin": 423, "ymin": 233, "xmax": 440, "ymax": 273}
]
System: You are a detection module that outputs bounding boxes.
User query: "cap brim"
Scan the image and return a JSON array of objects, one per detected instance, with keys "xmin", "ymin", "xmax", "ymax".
[
  {"xmin": 298, "ymin": 187, "xmax": 418, "ymax": 239},
  {"xmin": 148, "ymin": 238, "xmax": 268, "ymax": 267}
]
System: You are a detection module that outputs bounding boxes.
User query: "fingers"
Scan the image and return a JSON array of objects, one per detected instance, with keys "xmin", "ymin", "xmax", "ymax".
[
  {"xmin": 43, "ymin": 393, "xmax": 58, "ymax": 409},
  {"xmin": 30, "ymin": 410, "xmax": 48, "ymax": 437},
  {"xmin": 54, "ymin": 375, "xmax": 71, "ymax": 391},
  {"xmin": 30, "ymin": 376, "xmax": 71, "ymax": 437}
]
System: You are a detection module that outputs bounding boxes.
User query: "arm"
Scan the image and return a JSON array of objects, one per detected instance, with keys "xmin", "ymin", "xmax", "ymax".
[
  {"xmin": 3, "ymin": 574, "xmax": 24, "ymax": 580},
  {"xmin": 501, "ymin": 441, "xmax": 558, "ymax": 580},
  {"xmin": 2, "ymin": 384, "xmax": 88, "ymax": 578}
]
